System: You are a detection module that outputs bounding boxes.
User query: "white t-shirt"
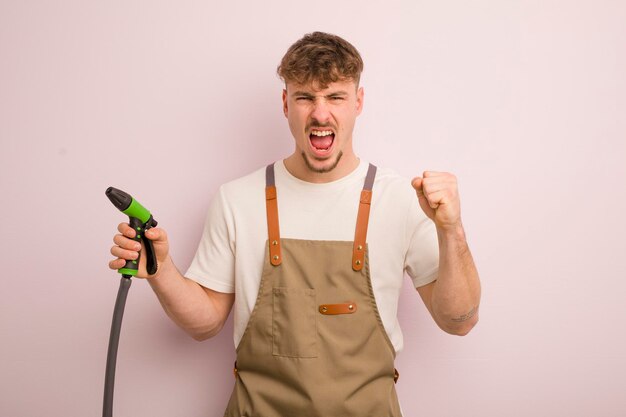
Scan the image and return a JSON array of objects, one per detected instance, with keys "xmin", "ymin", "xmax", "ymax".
[{"xmin": 185, "ymin": 159, "xmax": 439, "ymax": 353}]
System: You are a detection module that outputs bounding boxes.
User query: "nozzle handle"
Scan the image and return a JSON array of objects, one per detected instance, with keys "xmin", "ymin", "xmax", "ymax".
[
  {"xmin": 117, "ymin": 216, "xmax": 158, "ymax": 277},
  {"xmin": 117, "ymin": 217, "xmax": 143, "ymax": 277}
]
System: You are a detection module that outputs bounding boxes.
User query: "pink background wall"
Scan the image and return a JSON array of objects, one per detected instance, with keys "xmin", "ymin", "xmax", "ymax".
[{"xmin": 1, "ymin": 1, "xmax": 625, "ymax": 416}]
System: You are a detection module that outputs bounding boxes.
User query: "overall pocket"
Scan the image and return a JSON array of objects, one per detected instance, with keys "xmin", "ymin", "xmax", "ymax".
[{"xmin": 272, "ymin": 287, "xmax": 317, "ymax": 358}]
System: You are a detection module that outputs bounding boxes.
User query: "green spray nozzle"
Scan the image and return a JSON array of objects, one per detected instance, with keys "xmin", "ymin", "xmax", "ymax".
[
  {"xmin": 106, "ymin": 187, "xmax": 158, "ymax": 277},
  {"xmin": 106, "ymin": 187, "xmax": 155, "ymax": 225}
]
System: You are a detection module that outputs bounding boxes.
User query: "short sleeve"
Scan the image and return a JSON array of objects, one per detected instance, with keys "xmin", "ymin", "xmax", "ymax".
[
  {"xmin": 404, "ymin": 196, "xmax": 440, "ymax": 288},
  {"xmin": 185, "ymin": 186, "xmax": 236, "ymax": 293}
]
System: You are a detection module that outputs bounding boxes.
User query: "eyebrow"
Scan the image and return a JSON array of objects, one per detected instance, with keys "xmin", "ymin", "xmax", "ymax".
[
  {"xmin": 292, "ymin": 91, "xmax": 349, "ymax": 97},
  {"xmin": 293, "ymin": 91, "xmax": 315, "ymax": 97}
]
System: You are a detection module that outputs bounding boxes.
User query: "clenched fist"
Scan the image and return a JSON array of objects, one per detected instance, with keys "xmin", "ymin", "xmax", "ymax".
[{"xmin": 411, "ymin": 171, "xmax": 462, "ymax": 231}]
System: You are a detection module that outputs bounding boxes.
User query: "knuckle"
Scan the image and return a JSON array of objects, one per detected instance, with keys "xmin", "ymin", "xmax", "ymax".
[
  {"xmin": 118, "ymin": 223, "xmax": 134, "ymax": 237},
  {"xmin": 121, "ymin": 238, "xmax": 135, "ymax": 250}
]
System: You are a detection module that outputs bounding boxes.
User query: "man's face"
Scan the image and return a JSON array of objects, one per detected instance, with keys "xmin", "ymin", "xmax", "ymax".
[{"xmin": 282, "ymin": 79, "xmax": 364, "ymax": 174}]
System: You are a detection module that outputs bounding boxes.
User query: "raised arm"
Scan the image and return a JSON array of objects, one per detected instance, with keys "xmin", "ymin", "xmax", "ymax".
[{"xmin": 412, "ymin": 172, "xmax": 481, "ymax": 335}]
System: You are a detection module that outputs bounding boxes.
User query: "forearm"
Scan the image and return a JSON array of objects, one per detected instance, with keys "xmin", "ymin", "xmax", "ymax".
[
  {"xmin": 431, "ymin": 224, "xmax": 481, "ymax": 335},
  {"xmin": 147, "ymin": 256, "xmax": 226, "ymax": 340}
]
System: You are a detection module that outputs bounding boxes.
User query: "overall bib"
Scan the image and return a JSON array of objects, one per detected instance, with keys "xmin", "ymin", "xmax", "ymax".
[{"xmin": 225, "ymin": 163, "xmax": 402, "ymax": 417}]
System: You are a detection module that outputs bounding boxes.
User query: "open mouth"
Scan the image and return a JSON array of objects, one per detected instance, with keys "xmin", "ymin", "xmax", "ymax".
[{"xmin": 309, "ymin": 130, "xmax": 335, "ymax": 155}]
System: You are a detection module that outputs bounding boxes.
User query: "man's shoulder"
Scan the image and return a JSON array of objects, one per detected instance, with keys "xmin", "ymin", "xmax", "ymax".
[
  {"xmin": 373, "ymin": 165, "xmax": 415, "ymax": 196},
  {"xmin": 219, "ymin": 164, "xmax": 267, "ymax": 195},
  {"xmin": 374, "ymin": 165, "xmax": 405, "ymax": 182}
]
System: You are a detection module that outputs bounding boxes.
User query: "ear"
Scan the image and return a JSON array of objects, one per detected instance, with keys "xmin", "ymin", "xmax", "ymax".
[
  {"xmin": 356, "ymin": 86, "xmax": 364, "ymax": 115},
  {"xmin": 282, "ymin": 88, "xmax": 288, "ymax": 118}
]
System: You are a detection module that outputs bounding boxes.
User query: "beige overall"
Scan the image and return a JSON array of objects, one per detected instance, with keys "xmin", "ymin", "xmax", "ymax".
[{"xmin": 224, "ymin": 163, "xmax": 402, "ymax": 417}]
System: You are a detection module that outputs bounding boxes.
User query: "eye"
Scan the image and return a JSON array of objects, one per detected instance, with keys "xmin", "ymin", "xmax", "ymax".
[
  {"xmin": 296, "ymin": 96, "xmax": 313, "ymax": 101},
  {"xmin": 330, "ymin": 96, "xmax": 345, "ymax": 101}
]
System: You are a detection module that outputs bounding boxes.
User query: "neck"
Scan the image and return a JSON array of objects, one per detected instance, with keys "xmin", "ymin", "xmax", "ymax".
[{"xmin": 283, "ymin": 152, "xmax": 360, "ymax": 183}]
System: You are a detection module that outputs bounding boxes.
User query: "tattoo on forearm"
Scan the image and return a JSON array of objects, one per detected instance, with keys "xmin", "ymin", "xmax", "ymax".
[{"xmin": 451, "ymin": 306, "xmax": 477, "ymax": 322}]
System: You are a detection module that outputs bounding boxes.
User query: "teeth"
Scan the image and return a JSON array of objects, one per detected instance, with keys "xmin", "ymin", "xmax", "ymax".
[{"xmin": 311, "ymin": 130, "xmax": 333, "ymax": 136}]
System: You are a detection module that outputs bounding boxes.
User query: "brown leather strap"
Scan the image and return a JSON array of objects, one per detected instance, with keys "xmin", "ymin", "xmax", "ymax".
[
  {"xmin": 318, "ymin": 302, "xmax": 357, "ymax": 315},
  {"xmin": 266, "ymin": 164, "xmax": 282, "ymax": 266},
  {"xmin": 352, "ymin": 164, "xmax": 377, "ymax": 271}
]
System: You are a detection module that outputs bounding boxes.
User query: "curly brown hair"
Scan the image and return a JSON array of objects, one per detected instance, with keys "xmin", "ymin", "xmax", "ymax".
[{"xmin": 277, "ymin": 32, "xmax": 364, "ymax": 89}]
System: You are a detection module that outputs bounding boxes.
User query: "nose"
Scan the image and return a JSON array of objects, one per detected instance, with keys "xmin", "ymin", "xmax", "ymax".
[{"xmin": 310, "ymin": 99, "xmax": 331, "ymax": 124}]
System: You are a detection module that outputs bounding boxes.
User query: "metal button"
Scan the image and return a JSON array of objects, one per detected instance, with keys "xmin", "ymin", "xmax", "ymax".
[
  {"xmin": 321, "ymin": 306, "xmax": 328, "ymax": 313},
  {"xmin": 355, "ymin": 260, "xmax": 361, "ymax": 266},
  {"xmin": 273, "ymin": 255, "xmax": 279, "ymax": 261},
  {"xmin": 348, "ymin": 304, "xmax": 354, "ymax": 310},
  {"xmin": 357, "ymin": 245, "xmax": 363, "ymax": 251},
  {"xmin": 272, "ymin": 240, "xmax": 278, "ymax": 246}
]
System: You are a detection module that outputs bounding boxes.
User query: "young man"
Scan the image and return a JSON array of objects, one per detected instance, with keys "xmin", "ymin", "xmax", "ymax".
[{"xmin": 109, "ymin": 32, "xmax": 480, "ymax": 416}]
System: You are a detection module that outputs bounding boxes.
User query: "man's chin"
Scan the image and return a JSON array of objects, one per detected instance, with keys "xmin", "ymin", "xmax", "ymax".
[{"xmin": 302, "ymin": 151, "xmax": 343, "ymax": 174}]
